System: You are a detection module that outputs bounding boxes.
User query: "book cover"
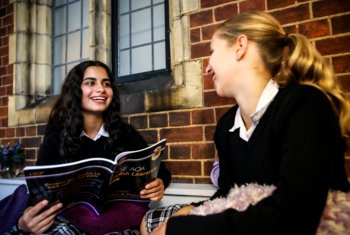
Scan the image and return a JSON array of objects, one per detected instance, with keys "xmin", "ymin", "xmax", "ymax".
[{"xmin": 23, "ymin": 139, "xmax": 167, "ymax": 214}]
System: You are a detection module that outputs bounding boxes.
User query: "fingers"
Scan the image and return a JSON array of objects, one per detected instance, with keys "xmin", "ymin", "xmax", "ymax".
[
  {"xmin": 19, "ymin": 200, "xmax": 62, "ymax": 234},
  {"xmin": 140, "ymin": 178, "xmax": 165, "ymax": 201}
]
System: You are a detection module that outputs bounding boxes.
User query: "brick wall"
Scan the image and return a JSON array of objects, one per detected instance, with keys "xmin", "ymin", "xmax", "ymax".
[{"xmin": 0, "ymin": 0, "xmax": 349, "ymax": 183}]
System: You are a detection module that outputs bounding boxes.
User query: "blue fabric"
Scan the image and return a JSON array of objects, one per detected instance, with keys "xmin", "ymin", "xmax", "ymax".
[{"xmin": 0, "ymin": 184, "xmax": 29, "ymax": 234}]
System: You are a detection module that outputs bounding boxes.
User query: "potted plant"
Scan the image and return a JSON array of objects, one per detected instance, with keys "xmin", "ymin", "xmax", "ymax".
[{"xmin": 0, "ymin": 142, "xmax": 25, "ymax": 178}]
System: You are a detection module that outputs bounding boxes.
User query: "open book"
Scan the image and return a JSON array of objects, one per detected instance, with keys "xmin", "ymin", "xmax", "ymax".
[{"xmin": 23, "ymin": 139, "xmax": 167, "ymax": 215}]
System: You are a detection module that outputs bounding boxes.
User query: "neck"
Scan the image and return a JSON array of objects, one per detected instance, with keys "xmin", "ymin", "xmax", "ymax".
[
  {"xmin": 82, "ymin": 113, "xmax": 104, "ymax": 139},
  {"xmin": 236, "ymin": 75, "xmax": 270, "ymax": 130}
]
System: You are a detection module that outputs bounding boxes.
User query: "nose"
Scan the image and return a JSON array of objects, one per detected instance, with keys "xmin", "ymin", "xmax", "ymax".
[
  {"xmin": 96, "ymin": 81, "xmax": 106, "ymax": 93},
  {"xmin": 205, "ymin": 64, "xmax": 213, "ymax": 75}
]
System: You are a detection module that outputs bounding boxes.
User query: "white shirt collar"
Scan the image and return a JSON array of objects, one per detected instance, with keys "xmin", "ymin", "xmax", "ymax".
[
  {"xmin": 229, "ymin": 79, "xmax": 279, "ymax": 141},
  {"xmin": 80, "ymin": 124, "xmax": 109, "ymax": 141}
]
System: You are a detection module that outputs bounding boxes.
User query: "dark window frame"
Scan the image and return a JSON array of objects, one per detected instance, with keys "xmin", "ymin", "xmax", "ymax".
[{"xmin": 111, "ymin": 0, "xmax": 171, "ymax": 84}]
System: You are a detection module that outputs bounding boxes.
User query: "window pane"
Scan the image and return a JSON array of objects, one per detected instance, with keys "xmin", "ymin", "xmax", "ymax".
[
  {"xmin": 54, "ymin": 0, "xmax": 66, "ymax": 7},
  {"xmin": 131, "ymin": 0, "xmax": 150, "ymax": 10},
  {"xmin": 53, "ymin": 65, "xmax": 65, "ymax": 94},
  {"xmin": 119, "ymin": 50, "xmax": 130, "ymax": 76},
  {"xmin": 153, "ymin": 4, "xmax": 165, "ymax": 41},
  {"xmin": 132, "ymin": 45, "xmax": 152, "ymax": 74},
  {"xmin": 82, "ymin": 0, "xmax": 89, "ymax": 27},
  {"xmin": 131, "ymin": 8, "xmax": 151, "ymax": 46},
  {"xmin": 119, "ymin": 14, "xmax": 130, "ymax": 49},
  {"xmin": 67, "ymin": 62, "xmax": 79, "ymax": 74},
  {"xmin": 68, "ymin": 2, "xmax": 81, "ymax": 31},
  {"xmin": 67, "ymin": 31, "xmax": 80, "ymax": 61},
  {"xmin": 82, "ymin": 28, "xmax": 89, "ymax": 59},
  {"xmin": 119, "ymin": 0, "xmax": 129, "ymax": 14},
  {"xmin": 153, "ymin": 0, "xmax": 163, "ymax": 4},
  {"xmin": 54, "ymin": 36, "xmax": 66, "ymax": 65},
  {"xmin": 54, "ymin": 6, "xmax": 66, "ymax": 35},
  {"xmin": 154, "ymin": 42, "xmax": 165, "ymax": 70}
]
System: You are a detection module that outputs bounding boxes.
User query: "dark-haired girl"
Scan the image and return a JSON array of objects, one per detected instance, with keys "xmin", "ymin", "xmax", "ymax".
[{"xmin": 14, "ymin": 60, "xmax": 171, "ymax": 235}]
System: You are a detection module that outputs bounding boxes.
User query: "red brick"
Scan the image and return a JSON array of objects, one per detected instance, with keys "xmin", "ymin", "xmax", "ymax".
[
  {"xmin": 0, "ymin": 128, "xmax": 4, "ymax": 138},
  {"xmin": 192, "ymin": 143, "xmax": 215, "ymax": 159},
  {"xmin": 338, "ymin": 75, "xmax": 350, "ymax": 93},
  {"xmin": 3, "ymin": 14, "xmax": 12, "ymax": 26},
  {"xmin": 24, "ymin": 148, "xmax": 37, "ymax": 161},
  {"xmin": 6, "ymin": 85, "xmax": 12, "ymax": 95},
  {"xmin": 37, "ymin": 124, "xmax": 47, "ymax": 135},
  {"xmin": 170, "ymin": 144, "xmax": 191, "ymax": 159},
  {"xmin": 205, "ymin": 125, "xmax": 216, "ymax": 141},
  {"xmin": 267, "ymin": 0, "xmax": 295, "ymax": 9},
  {"xmin": 299, "ymin": 20, "xmax": 330, "ymax": 39},
  {"xmin": 25, "ymin": 126, "xmax": 37, "ymax": 136},
  {"xmin": 160, "ymin": 127, "xmax": 203, "ymax": 143},
  {"xmin": 239, "ymin": 0, "xmax": 265, "ymax": 12},
  {"xmin": 216, "ymin": 106, "xmax": 232, "ymax": 120},
  {"xmin": 316, "ymin": 35, "xmax": 350, "ymax": 56},
  {"xmin": 1, "ymin": 118, "xmax": 7, "ymax": 127},
  {"xmin": 204, "ymin": 91, "xmax": 235, "ymax": 107},
  {"xmin": 169, "ymin": 111, "xmax": 190, "ymax": 126},
  {"xmin": 191, "ymin": 42, "xmax": 211, "ymax": 59},
  {"xmin": 149, "ymin": 113, "xmax": 168, "ymax": 128},
  {"xmin": 1, "ymin": 97, "xmax": 7, "ymax": 106},
  {"xmin": 203, "ymin": 74, "xmax": 214, "ymax": 91},
  {"xmin": 214, "ymin": 3, "xmax": 238, "ymax": 22},
  {"xmin": 165, "ymin": 160, "xmax": 201, "ymax": 176},
  {"xmin": 271, "ymin": 4, "xmax": 310, "ymax": 25},
  {"xmin": 313, "ymin": 0, "xmax": 350, "ymax": 18},
  {"xmin": 171, "ymin": 177, "xmax": 194, "ymax": 183},
  {"xmin": 20, "ymin": 137, "xmax": 42, "ymax": 148},
  {"xmin": 333, "ymin": 55, "xmax": 350, "ymax": 74},
  {"xmin": 190, "ymin": 10, "xmax": 213, "ymax": 28},
  {"xmin": 195, "ymin": 178, "xmax": 212, "ymax": 184},
  {"xmin": 130, "ymin": 115, "xmax": 148, "ymax": 129},
  {"xmin": 191, "ymin": 28, "xmax": 200, "ymax": 43},
  {"xmin": 201, "ymin": 0, "xmax": 231, "ymax": 8},
  {"xmin": 204, "ymin": 160, "xmax": 216, "ymax": 175},
  {"xmin": 192, "ymin": 109, "xmax": 215, "ymax": 125},
  {"xmin": 5, "ymin": 127, "xmax": 14, "ymax": 137},
  {"xmin": 202, "ymin": 23, "xmax": 220, "ymax": 41},
  {"xmin": 284, "ymin": 25, "xmax": 297, "ymax": 35},
  {"xmin": 138, "ymin": 130, "xmax": 158, "ymax": 143},
  {"xmin": 0, "ymin": 86, "xmax": 5, "ymax": 96},
  {"xmin": 16, "ymin": 127, "xmax": 25, "ymax": 137},
  {"xmin": 332, "ymin": 15, "xmax": 350, "ymax": 35}
]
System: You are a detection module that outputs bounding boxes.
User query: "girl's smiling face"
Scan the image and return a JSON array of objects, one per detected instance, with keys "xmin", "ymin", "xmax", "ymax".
[
  {"xmin": 80, "ymin": 66, "xmax": 113, "ymax": 116},
  {"xmin": 206, "ymin": 34, "xmax": 239, "ymax": 98}
]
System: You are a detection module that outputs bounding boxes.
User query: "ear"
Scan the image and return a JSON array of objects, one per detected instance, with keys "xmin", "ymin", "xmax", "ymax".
[{"xmin": 235, "ymin": 34, "xmax": 248, "ymax": 61}]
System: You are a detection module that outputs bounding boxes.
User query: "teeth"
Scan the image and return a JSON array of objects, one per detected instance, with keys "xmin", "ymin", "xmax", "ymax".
[{"xmin": 91, "ymin": 97, "xmax": 106, "ymax": 101}]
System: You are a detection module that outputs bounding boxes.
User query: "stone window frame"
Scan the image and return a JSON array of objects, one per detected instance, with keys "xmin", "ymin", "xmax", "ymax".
[{"xmin": 8, "ymin": 0, "xmax": 203, "ymax": 127}]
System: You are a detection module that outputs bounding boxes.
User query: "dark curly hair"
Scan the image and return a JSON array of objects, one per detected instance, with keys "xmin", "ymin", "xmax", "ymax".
[{"xmin": 45, "ymin": 60, "xmax": 122, "ymax": 161}]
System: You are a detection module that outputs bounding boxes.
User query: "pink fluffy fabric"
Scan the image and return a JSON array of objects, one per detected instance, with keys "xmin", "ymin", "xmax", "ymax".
[{"xmin": 190, "ymin": 183, "xmax": 350, "ymax": 234}]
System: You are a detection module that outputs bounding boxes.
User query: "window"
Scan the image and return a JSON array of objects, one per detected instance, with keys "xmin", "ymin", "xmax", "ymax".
[
  {"xmin": 52, "ymin": 0, "xmax": 90, "ymax": 94},
  {"xmin": 113, "ymin": 0, "xmax": 170, "ymax": 83}
]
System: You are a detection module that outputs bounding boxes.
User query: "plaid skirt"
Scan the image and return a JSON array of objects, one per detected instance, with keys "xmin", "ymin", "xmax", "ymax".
[
  {"xmin": 144, "ymin": 204, "xmax": 188, "ymax": 233},
  {"xmin": 5, "ymin": 215, "xmax": 141, "ymax": 235}
]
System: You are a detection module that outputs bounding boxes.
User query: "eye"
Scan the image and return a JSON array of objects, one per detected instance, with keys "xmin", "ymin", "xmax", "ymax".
[
  {"xmin": 83, "ymin": 80, "xmax": 95, "ymax": 86},
  {"xmin": 102, "ymin": 80, "xmax": 112, "ymax": 87}
]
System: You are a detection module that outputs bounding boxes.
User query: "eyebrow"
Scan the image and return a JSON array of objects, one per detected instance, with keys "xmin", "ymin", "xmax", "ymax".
[{"xmin": 82, "ymin": 77, "xmax": 110, "ymax": 81}]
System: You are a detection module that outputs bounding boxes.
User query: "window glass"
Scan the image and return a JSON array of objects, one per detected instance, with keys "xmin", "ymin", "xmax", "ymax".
[
  {"xmin": 52, "ymin": 0, "xmax": 89, "ymax": 94},
  {"xmin": 132, "ymin": 45, "xmax": 152, "ymax": 74},
  {"xmin": 68, "ymin": 1, "xmax": 80, "ymax": 31},
  {"xmin": 116, "ymin": 0, "xmax": 169, "ymax": 81}
]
